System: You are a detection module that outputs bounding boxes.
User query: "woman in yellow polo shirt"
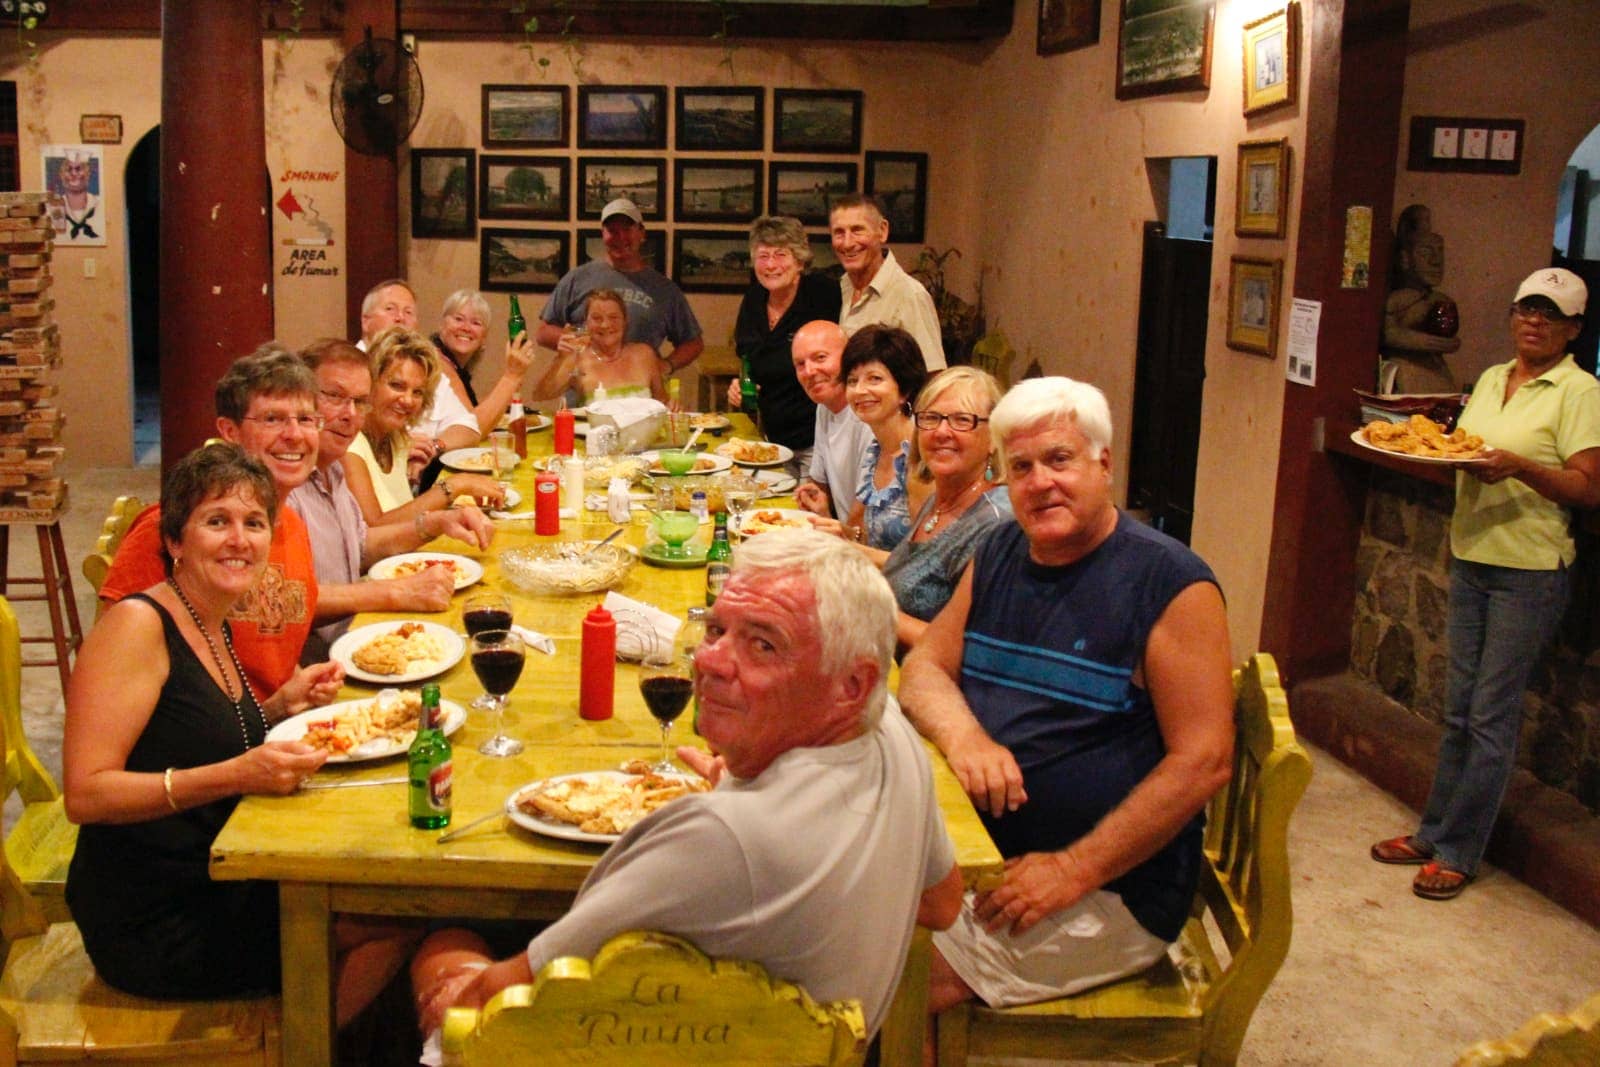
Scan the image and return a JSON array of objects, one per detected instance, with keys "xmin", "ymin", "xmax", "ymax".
[{"xmin": 1372, "ymin": 267, "xmax": 1600, "ymax": 900}]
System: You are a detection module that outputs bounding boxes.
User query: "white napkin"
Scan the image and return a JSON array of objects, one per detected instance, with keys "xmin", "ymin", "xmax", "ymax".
[
  {"xmin": 588, "ymin": 396, "xmax": 666, "ymax": 428},
  {"xmin": 602, "ymin": 591, "xmax": 680, "ymax": 662},
  {"xmin": 421, "ymin": 1030, "xmax": 443, "ymax": 1067},
  {"xmin": 510, "ymin": 624, "xmax": 556, "ymax": 655}
]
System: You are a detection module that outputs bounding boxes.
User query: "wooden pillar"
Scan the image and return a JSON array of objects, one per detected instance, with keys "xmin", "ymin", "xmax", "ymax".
[
  {"xmin": 159, "ymin": 0, "xmax": 273, "ymax": 470},
  {"xmin": 342, "ymin": 0, "xmax": 401, "ymax": 339}
]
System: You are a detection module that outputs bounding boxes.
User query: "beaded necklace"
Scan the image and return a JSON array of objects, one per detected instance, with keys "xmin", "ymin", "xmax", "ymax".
[
  {"xmin": 922, "ymin": 478, "xmax": 985, "ymax": 534},
  {"xmin": 167, "ymin": 577, "xmax": 264, "ymax": 750}
]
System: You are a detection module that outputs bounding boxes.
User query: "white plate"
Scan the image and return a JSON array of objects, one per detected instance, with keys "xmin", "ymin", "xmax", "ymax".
[
  {"xmin": 367, "ymin": 552, "xmax": 484, "ymax": 590},
  {"xmin": 731, "ymin": 507, "xmax": 819, "ymax": 537},
  {"xmin": 440, "ymin": 446, "xmax": 520, "ymax": 473},
  {"xmin": 524, "ymin": 414, "xmax": 553, "ymax": 433},
  {"xmin": 754, "ymin": 469, "xmax": 798, "ymax": 496},
  {"xmin": 715, "ymin": 440, "xmax": 795, "ymax": 469},
  {"xmin": 505, "ymin": 770, "xmax": 702, "ymax": 844},
  {"xmin": 1348, "ymin": 429, "xmax": 1486, "ymax": 466},
  {"xmin": 686, "ymin": 413, "xmax": 732, "ymax": 431},
  {"xmin": 640, "ymin": 450, "xmax": 733, "ymax": 476},
  {"xmin": 329, "ymin": 620, "xmax": 467, "ymax": 685},
  {"xmin": 268, "ymin": 696, "xmax": 467, "ymax": 763}
]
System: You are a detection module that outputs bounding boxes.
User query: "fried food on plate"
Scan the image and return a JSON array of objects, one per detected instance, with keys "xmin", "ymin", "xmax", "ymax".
[
  {"xmin": 717, "ymin": 439, "xmax": 780, "ymax": 464},
  {"xmin": 300, "ymin": 690, "xmax": 424, "ymax": 754},
  {"xmin": 739, "ymin": 510, "xmax": 811, "ymax": 536},
  {"xmin": 1363, "ymin": 414, "xmax": 1484, "ymax": 459},
  {"xmin": 517, "ymin": 770, "xmax": 710, "ymax": 836},
  {"xmin": 350, "ymin": 622, "xmax": 446, "ymax": 676}
]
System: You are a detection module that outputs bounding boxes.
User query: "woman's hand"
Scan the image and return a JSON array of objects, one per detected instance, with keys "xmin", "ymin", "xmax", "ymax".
[
  {"xmin": 794, "ymin": 482, "xmax": 831, "ymax": 516},
  {"xmin": 270, "ymin": 660, "xmax": 346, "ymax": 719},
  {"xmin": 233, "ymin": 741, "xmax": 328, "ymax": 795},
  {"xmin": 445, "ymin": 473, "xmax": 506, "ymax": 505},
  {"xmin": 555, "ymin": 328, "xmax": 586, "ymax": 359},
  {"xmin": 726, "ymin": 379, "xmax": 743, "ymax": 410},
  {"xmin": 501, "ymin": 333, "xmax": 534, "ymax": 381},
  {"xmin": 1468, "ymin": 447, "xmax": 1527, "ymax": 484},
  {"xmin": 806, "ymin": 515, "xmax": 851, "ymax": 541}
]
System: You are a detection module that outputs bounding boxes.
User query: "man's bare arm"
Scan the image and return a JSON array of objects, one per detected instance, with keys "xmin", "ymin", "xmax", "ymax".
[{"xmin": 917, "ymin": 864, "xmax": 964, "ymax": 930}]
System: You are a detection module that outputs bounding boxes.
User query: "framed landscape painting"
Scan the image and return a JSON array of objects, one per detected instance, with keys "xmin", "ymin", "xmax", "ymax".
[
  {"xmin": 772, "ymin": 89, "xmax": 863, "ymax": 154},
  {"xmin": 673, "ymin": 229, "xmax": 753, "ymax": 293},
  {"xmin": 410, "ymin": 148, "xmax": 475, "ymax": 240},
  {"xmin": 577, "ymin": 85, "xmax": 668, "ymax": 149},
  {"xmin": 481, "ymin": 85, "xmax": 568, "ymax": 148},
  {"xmin": 808, "ymin": 235, "xmax": 843, "ymax": 278},
  {"xmin": 578, "ymin": 228, "xmax": 667, "ymax": 271},
  {"xmin": 480, "ymin": 228, "xmax": 570, "ymax": 293},
  {"xmin": 577, "ymin": 157, "xmax": 667, "ymax": 220},
  {"xmin": 768, "ymin": 162, "xmax": 857, "ymax": 227},
  {"xmin": 675, "ymin": 87, "xmax": 764, "ymax": 151},
  {"xmin": 478, "ymin": 155, "xmax": 568, "ymax": 221},
  {"xmin": 864, "ymin": 151, "xmax": 927, "ymax": 244},
  {"xmin": 675, "ymin": 160, "xmax": 762, "ymax": 223},
  {"xmin": 1038, "ymin": 0, "xmax": 1101, "ymax": 56},
  {"xmin": 1116, "ymin": 0, "xmax": 1215, "ymax": 100}
]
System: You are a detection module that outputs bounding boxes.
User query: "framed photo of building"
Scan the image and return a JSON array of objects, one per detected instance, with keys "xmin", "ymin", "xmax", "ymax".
[
  {"xmin": 1116, "ymin": 0, "xmax": 1215, "ymax": 100},
  {"xmin": 410, "ymin": 148, "xmax": 475, "ymax": 240},
  {"xmin": 1038, "ymin": 0, "xmax": 1101, "ymax": 57},
  {"xmin": 578, "ymin": 228, "xmax": 668, "ymax": 272},
  {"xmin": 577, "ymin": 85, "xmax": 668, "ymax": 150},
  {"xmin": 478, "ymin": 155, "xmax": 568, "ymax": 221},
  {"xmin": 1235, "ymin": 138, "xmax": 1291, "ymax": 238},
  {"xmin": 675, "ymin": 87, "xmax": 764, "ymax": 151},
  {"xmin": 1226, "ymin": 256, "xmax": 1283, "ymax": 356},
  {"xmin": 577, "ymin": 157, "xmax": 667, "ymax": 220},
  {"xmin": 481, "ymin": 85, "xmax": 569, "ymax": 148},
  {"xmin": 673, "ymin": 229, "xmax": 753, "ymax": 293},
  {"xmin": 772, "ymin": 90, "xmax": 863, "ymax": 154},
  {"xmin": 1242, "ymin": 3, "xmax": 1299, "ymax": 116},
  {"xmin": 864, "ymin": 151, "xmax": 927, "ymax": 244},
  {"xmin": 480, "ymin": 228, "xmax": 570, "ymax": 293},
  {"xmin": 768, "ymin": 162, "xmax": 857, "ymax": 227},
  {"xmin": 675, "ymin": 160, "xmax": 762, "ymax": 223}
]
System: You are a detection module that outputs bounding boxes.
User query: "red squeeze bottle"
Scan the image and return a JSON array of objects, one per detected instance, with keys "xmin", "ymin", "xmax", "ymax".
[
  {"xmin": 579, "ymin": 603, "xmax": 616, "ymax": 720},
  {"xmin": 553, "ymin": 407, "xmax": 575, "ymax": 456},
  {"xmin": 534, "ymin": 467, "xmax": 561, "ymax": 535}
]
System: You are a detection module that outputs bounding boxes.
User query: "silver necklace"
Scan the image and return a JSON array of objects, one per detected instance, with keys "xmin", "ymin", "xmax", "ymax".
[
  {"xmin": 922, "ymin": 479, "xmax": 985, "ymax": 534},
  {"xmin": 168, "ymin": 577, "xmax": 264, "ymax": 751}
]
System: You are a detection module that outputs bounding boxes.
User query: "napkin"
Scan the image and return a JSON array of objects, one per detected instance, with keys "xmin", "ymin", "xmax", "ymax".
[
  {"xmin": 511, "ymin": 624, "xmax": 556, "ymax": 656},
  {"xmin": 602, "ymin": 591, "xmax": 681, "ymax": 663}
]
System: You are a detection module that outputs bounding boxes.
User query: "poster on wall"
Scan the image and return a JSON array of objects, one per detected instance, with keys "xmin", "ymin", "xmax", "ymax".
[{"xmin": 41, "ymin": 144, "xmax": 105, "ymax": 246}]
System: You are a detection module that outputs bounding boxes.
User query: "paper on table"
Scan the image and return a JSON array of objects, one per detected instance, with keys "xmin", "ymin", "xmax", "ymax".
[
  {"xmin": 511, "ymin": 624, "xmax": 556, "ymax": 655},
  {"xmin": 602, "ymin": 590, "xmax": 681, "ymax": 662}
]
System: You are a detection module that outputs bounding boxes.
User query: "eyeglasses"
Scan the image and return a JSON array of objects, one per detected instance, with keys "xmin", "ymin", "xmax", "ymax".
[
  {"xmin": 317, "ymin": 389, "xmax": 372, "ymax": 413},
  {"xmin": 1510, "ymin": 302, "xmax": 1574, "ymax": 325},
  {"xmin": 241, "ymin": 413, "xmax": 323, "ymax": 431},
  {"xmin": 914, "ymin": 410, "xmax": 988, "ymax": 432}
]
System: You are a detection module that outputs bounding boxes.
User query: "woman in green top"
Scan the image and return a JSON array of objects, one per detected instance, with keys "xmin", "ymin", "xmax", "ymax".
[{"xmin": 528, "ymin": 288, "xmax": 666, "ymax": 404}]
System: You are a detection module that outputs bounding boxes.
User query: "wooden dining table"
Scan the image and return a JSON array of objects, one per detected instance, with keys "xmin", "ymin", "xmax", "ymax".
[{"xmin": 209, "ymin": 414, "xmax": 1003, "ymax": 1066}]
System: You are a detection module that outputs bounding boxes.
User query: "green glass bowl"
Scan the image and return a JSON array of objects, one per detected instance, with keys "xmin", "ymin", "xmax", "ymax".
[{"xmin": 656, "ymin": 449, "xmax": 699, "ymax": 477}]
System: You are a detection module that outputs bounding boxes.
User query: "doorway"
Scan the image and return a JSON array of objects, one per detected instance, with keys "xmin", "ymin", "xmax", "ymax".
[
  {"xmin": 1555, "ymin": 123, "xmax": 1600, "ymax": 373},
  {"xmin": 126, "ymin": 127, "xmax": 160, "ymax": 465}
]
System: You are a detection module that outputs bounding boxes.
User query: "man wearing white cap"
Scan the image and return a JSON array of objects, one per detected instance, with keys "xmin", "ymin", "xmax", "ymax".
[{"xmin": 535, "ymin": 198, "xmax": 704, "ymax": 372}]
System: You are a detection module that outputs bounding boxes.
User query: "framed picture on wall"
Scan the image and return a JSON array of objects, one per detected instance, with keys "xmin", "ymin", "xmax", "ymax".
[
  {"xmin": 1242, "ymin": 3, "xmax": 1300, "ymax": 116},
  {"xmin": 41, "ymin": 144, "xmax": 105, "ymax": 246},
  {"xmin": 675, "ymin": 160, "xmax": 762, "ymax": 223},
  {"xmin": 673, "ymin": 229, "xmax": 753, "ymax": 293},
  {"xmin": 478, "ymin": 155, "xmax": 568, "ymax": 221},
  {"xmin": 808, "ymin": 234, "xmax": 843, "ymax": 278},
  {"xmin": 577, "ymin": 85, "xmax": 668, "ymax": 149},
  {"xmin": 768, "ymin": 162, "xmax": 858, "ymax": 226},
  {"xmin": 1226, "ymin": 256, "xmax": 1283, "ymax": 356},
  {"xmin": 577, "ymin": 157, "xmax": 667, "ymax": 220},
  {"xmin": 578, "ymin": 228, "xmax": 668, "ymax": 272},
  {"xmin": 1235, "ymin": 138, "xmax": 1291, "ymax": 238},
  {"xmin": 481, "ymin": 85, "xmax": 569, "ymax": 148},
  {"xmin": 410, "ymin": 148, "xmax": 476, "ymax": 240},
  {"xmin": 864, "ymin": 151, "xmax": 927, "ymax": 244},
  {"xmin": 1037, "ymin": 0, "xmax": 1101, "ymax": 57},
  {"xmin": 1116, "ymin": 0, "xmax": 1215, "ymax": 100},
  {"xmin": 675, "ymin": 87, "xmax": 765, "ymax": 151},
  {"xmin": 480, "ymin": 228, "xmax": 570, "ymax": 293},
  {"xmin": 772, "ymin": 90, "xmax": 863, "ymax": 154}
]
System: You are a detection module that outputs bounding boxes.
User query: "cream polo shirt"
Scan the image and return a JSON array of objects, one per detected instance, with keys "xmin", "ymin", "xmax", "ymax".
[
  {"xmin": 1452, "ymin": 354, "xmax": 1600, "ymax": 569},
  {"xmin": 839, "ymin": 250, "xmax": 947, "ymax": 371}
]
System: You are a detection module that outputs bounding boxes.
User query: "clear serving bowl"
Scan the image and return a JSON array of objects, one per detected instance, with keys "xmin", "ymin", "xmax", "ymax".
[{"xmin": 500, "ymin": 543, "xmax": 637, "ymax": 596}]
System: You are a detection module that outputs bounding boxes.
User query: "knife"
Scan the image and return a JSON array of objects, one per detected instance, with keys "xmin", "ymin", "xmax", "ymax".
[{"xmin": 300, "ymin": 776, "xmax": 407, "ymax": 790}]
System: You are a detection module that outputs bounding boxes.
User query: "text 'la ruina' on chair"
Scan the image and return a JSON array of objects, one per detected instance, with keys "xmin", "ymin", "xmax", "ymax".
[
  {"xmin": 935, "ymin": 652, "xmax": 1313, "ymax": 1067},
  {"xmin": 441, "ymin": 929, "xmax": 867, "ymax": 1066}
]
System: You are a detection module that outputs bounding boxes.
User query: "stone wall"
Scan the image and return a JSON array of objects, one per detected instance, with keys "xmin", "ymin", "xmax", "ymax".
[{"xmin": 1351, "ymin": 469, "xmax": 1600, "ymax": 812}]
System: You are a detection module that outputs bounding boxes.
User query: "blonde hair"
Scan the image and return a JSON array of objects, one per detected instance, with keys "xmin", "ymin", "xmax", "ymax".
[
  {"xmin": 908, "ymin": 366, "xmax": 1003, "ymax": 482},
  {"xmin": 366, "ymin": 326, "xmax": 440, "ymax": 457}
]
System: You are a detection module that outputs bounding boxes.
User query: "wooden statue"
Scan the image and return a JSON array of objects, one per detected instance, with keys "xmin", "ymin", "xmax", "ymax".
[{"xmin": 1381, "ymin": 204, "xmax": 1462, "ymax": 393}]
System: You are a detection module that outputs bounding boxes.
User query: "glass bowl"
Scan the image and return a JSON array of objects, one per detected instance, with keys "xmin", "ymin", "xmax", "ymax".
[{"xmin": 500, "ymin": 543, "xmax": 637, "ymax": 595}]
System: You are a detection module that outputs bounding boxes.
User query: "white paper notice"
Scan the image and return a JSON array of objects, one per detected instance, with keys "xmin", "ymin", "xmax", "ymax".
[{"xmin": 1286, "ymin": 299, "xmax": 1321, "ymax": 386}]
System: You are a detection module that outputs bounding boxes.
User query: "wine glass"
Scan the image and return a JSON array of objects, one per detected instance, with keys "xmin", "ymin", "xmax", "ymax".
[
  {"xmin": 637, "ymin": 639, "xmax": 692, "ymax": 773},
  {"xmin": 470, "ymin": 629, "xmax": 525, "ymax": 757},
  {"xmin": 722, "ymin": 475, "xmax": 759, "ymax": 540},
  {"xmin": 462, "ymin": 593, "xmax": 514, "ymax": 710}
]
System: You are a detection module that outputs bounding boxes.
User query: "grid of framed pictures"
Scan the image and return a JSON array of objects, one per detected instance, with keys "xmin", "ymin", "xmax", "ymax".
[{"xmin": 411, "ymin": 83, "xmax": 931, "ymax": 294}]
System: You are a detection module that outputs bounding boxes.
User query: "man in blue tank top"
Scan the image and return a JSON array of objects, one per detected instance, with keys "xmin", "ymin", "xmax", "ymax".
[{"xmin": 900, "ymin": 376, "xmax": 1236, "ymax": 1031}]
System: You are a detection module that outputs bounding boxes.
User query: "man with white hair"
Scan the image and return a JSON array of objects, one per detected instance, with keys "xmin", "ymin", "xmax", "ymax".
[
  {"xmin": 411, "ymin": 528, "xmax": 962, "ymax": 1043},
  {"xmin": 900, "ymin": 376, "xmax": 1234, "ymax": 1029}
]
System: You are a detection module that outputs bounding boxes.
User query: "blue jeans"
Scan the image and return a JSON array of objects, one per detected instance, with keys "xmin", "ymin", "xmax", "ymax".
[{"xmin": 1417, "ymin": 558, "xmax": 1569, "ymax": 873}]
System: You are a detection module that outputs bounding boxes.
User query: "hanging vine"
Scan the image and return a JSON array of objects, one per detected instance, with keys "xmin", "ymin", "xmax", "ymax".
[
  {"xmin": 510, "ymin": 1, "xmax": 585, "ymax": 81},
  {"xmin": 709, "ymin": 0, "xmax": 740, "ymax": 81}
]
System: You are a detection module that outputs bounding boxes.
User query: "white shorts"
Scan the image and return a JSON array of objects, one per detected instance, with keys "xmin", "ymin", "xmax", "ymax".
[{"xmin": 931, "ymin": 889, "xmax": 1168, "ymax": 1008}]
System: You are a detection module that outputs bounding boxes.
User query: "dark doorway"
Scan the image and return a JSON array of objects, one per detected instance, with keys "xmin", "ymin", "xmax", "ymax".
[{"xmin": 126, "ymin": 127, "xmax": 160, "ymax": 465}]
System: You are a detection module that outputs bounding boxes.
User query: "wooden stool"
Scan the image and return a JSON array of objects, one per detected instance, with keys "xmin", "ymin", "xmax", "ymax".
[
  {"xmin": 0, "ymin": 517, "xmax": 82, "ymax": 691},
  {"xmin": 695, "ymin": 345, "xmax": 743, "ymax": 414}
]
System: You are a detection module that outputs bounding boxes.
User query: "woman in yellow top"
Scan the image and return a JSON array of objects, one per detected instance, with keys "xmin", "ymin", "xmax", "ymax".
[
  {"xmin": 527, "ymin": 288, "xmax": 666, "ymax": 404},
  {"xmin": 1372, "ymin": 267, "xmax": 1600, "ymax": 900}
]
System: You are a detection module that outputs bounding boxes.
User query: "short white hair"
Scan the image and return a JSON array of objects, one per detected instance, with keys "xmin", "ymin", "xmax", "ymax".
[
  {"xmin": 990, "ymin": 376, "xmax": 1113, "ymax": 462},
  {"xmin": 440, "ymin": 289, "xmax": 492, "ymax": 328}
]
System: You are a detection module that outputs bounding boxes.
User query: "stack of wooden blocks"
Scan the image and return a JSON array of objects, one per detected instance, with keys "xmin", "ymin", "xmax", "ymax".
[{"xmin": 0, "ymin": 192, "xmax": 62, "ymax": 522}]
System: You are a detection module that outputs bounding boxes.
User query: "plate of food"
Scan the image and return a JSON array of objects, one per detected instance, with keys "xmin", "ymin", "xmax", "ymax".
[
  {"xmin": 715, "ymin": 439, "xmax": 793, "ymax": 469},
  {"xmin": 687, "ymin": 412, "xmax": 732, "ymax": 432},
  {"xmin": 447, "ymin": 486, "xmax": 519, "ymax": 510},
  {"xmin": 732, "ymin": 508, "xmax": 819, "ymax": 537},
  {"xmin": 439, "ymin": 446, "xmax": 520, "ymax": 473},
  {"xmin": 754, "ymin": 469, "xmax": 799, "ymax": 496},
  {"xmin": 505, "ymin": 765, "xmax": 711, "ymax": 843},
  {"xmin": 1351, "ymin": 415, "xmax": 1487, "ymax": 465},
  {"xmin": 367, "ymin": 552, "xmax": 484, "ymax": 590},
  {"xmin": 329, "ymin": 620, "xmax": 466, "ymax": 684},
  {"xmin": 641, "ymin": 450, "xmax": 733, "ymax": 477},
  {"xmin": 268, "ymin": 690, "xmax": 467, "ymax": 762}
]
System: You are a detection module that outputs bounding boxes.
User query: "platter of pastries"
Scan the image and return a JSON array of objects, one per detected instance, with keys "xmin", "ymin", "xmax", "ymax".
[
  {"xmin": 1353, "ymin": 414, "xmax": 1486, "ymax": 464},
  {"xmin": 715, "ymin": 439, "xmax": 793, "ymax": 468}
]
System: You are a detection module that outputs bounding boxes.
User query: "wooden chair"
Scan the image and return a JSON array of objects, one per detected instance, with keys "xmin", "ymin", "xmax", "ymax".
[
  {"xmin": 968, "ymin": 331, "xmax": 1015, "ymax": 387},
  {"xmin": 934, "ymin": 652, "xmax": 1312, "ymax": 1067},
  {"xmin": 1454, "ymin": 990, "xmax": 1600, "ymax": 1066},
  {"xmin": 440, "ymin": 930, "xmax": 868, "ymax": 1066},
  {"xmin": 0, "ymin": 596, "xmax": 74, "ymax": 923},
  {"xmin": 80, "ymin": 495, "xmax": 143, "ymax": 611}
]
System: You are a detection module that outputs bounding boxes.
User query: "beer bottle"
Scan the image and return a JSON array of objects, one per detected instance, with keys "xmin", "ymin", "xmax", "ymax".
[
  {"xmin": 705, "ymin": 511, "xmax": 731, "ymax": 606},
  {"xmin": 507, "ymin": 293, "xmax": 527, "ymax": 342},
  {"xmin": 738, "ymin": 355, "xmax": 759, "ymax": 427},
  {"xmin": 408, "ymin": 683, "xmax": 452, "ymax": 829}
]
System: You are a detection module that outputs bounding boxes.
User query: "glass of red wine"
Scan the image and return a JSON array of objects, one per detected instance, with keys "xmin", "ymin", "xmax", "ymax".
[
  {"xmin": 462, "ymin": 593, "xmax": 514, "ymax": 710},
  {"xmin": 638, "ymin": 636, "xmax": 693, "ymax": 773},
  {"xmin": 470, "ymin": 629, "xmax": 525, "ymax": 757}
]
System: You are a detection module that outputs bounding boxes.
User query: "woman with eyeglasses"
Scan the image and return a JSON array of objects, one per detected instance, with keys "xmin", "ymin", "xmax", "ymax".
[{"xmin": 1372, "ymin": 267, "xmax": 1600, "ymax": 901}]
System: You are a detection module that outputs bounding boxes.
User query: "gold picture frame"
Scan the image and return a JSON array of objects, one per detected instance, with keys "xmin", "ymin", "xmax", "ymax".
[
  {"xmin": 1242, "ymin": 2, "xmax": 1299, "ymax": 116},
  {"xmin": 1226, "ymin": 256, "xmax": 1283, "ymax": 356},
  {"xmin": 1235, "ymin": 138, "xmax": 1291, "ymax": 238}
]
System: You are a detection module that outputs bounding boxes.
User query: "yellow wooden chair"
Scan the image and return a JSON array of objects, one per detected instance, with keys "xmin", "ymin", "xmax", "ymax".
[
  {"xmin": 935, "ymin": 653, "xmax": 1312, "ymax": 1067},
  {"xmin": 1454, "ymin": 990, "xmax": 1600, "ymax": 1066},
  {"xmin": 441, "ymin": 930, "xmax": 868, "ymax": 1066},
  {"xmin": 968, "ymin": 332, "xmax": 1015, "ymax": 388},
  {"xmin": 80, "ymin": 495, "xmax": 144, "ymax": 614}
]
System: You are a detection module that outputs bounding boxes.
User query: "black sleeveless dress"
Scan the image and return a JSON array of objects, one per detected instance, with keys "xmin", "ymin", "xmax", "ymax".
[{"xmin": 65, "ymin": 594, "xmax": 281, "ymax": 998}]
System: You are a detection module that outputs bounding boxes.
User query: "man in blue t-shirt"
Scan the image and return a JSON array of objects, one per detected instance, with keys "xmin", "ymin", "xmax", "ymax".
[{"xmin": 900, "ymin": 376, "xmax": 1235, "ymax": 1032}]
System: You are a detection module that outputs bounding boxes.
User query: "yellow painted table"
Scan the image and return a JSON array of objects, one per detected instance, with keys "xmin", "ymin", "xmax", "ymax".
[{"xmin": 210, "ymin": 418, "xmax": 1002, "ymax": 1066}]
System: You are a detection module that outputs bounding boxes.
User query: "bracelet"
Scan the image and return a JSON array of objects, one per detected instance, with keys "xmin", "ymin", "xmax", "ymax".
[{"xmin": 163, "ymin": 767, "xmax": 181, "ymax": 812}]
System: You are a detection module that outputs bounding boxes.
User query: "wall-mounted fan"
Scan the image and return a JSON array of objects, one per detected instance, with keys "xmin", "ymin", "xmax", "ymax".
[{"xmin": 330, "ymin": 27, "xmax": 423, "ymax": 156}]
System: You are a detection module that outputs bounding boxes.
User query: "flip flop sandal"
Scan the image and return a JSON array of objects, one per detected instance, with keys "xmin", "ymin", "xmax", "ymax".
[
  {"xmin": 1412, "ymin": 861, "xmax": 1473, "ymax": 900},
  {"xmin": 1370, "ymin": 834, "xmax": 1435, "ymax": 865}
]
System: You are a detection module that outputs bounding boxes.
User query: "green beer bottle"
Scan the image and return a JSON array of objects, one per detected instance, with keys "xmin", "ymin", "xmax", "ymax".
[
  {"xmin": 705, "ymin": 511, "xmax": 732, "ymax": 606},
  {"xmin": 507, "ymin": 293, "xmax": 527, "ymax": 342},
  {"xmin": 738, "ymin": 354, "xmax": 759, "ymax": 428},
  {"xmin": 408, "ymin": 683, "xmax": 452, "ymax": 829}
]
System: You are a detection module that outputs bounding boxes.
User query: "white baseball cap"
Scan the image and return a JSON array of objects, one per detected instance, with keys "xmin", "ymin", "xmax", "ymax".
[
  {"xmin": 1514, "ymin": 267, "xmax": 1587, "ymax": 317},
  {"xmin": 600, "ymin": 198, "xmax": 643, "ymax": 226}
]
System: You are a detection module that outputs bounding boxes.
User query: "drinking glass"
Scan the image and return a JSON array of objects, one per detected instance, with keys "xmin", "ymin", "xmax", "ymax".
[
  {"xmin": 470, "ymin": 629, "xmax": 526, "ymax": 757},
  {"xmin": 722, "ymin": 475, "xmax": 759, "ymax": 539},
  {"xmin": 638, "ymin": 641, "xmax": 692, "ymax": 773},
  {"xmin": 652, "ymin": 510, "xmax": 700, "ymax": 559},
  {"xmin": 489, "ymin": 429, "xmax": 514, "ymax": 480},
  {"xmin": 462, "ymin": 593, "xmax": 514, "ymax": 710}
]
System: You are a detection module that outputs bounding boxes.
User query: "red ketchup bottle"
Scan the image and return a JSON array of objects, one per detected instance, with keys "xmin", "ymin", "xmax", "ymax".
[
  {"xmin": 534, "ymin": 467, "xmax": 561, "ymax": 535},
  {"xmin": 579, "ymin": 603, "xmax": 616, "ymax": 721},
  {"xmin": 553, "ymin": 407, "xmax": 576, "ymax": 456}
]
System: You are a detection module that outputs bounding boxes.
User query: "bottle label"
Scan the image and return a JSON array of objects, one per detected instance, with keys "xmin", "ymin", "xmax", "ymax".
[
  {"xmin": 706, "ymin": 562, "xmax": 730, "ymax": 604},
  {"xmin": 428, "ymin": 760, "xmax": 453, "ymax": 812}
]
